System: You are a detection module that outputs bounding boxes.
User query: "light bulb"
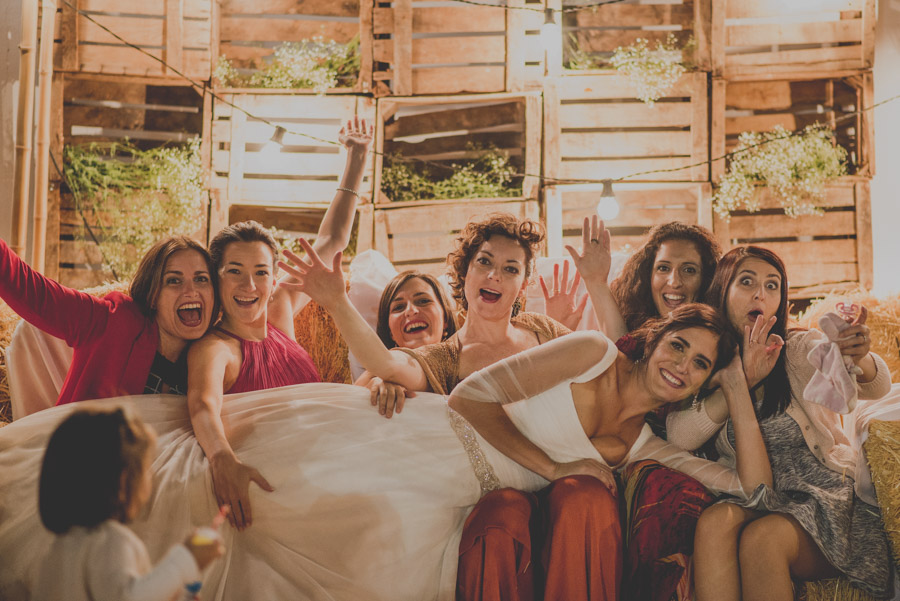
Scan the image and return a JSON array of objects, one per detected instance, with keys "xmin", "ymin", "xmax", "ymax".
[
  {"xmin": 260, "ymin": 126, "xmax": 286, "ymax": 158},
  {"xmin": 596, "ymin": 179, "xmax": 620, "ymax": 221},
  {"xmin": 540, "ymin": 8, "xmax": 560, "ymax": 53}
]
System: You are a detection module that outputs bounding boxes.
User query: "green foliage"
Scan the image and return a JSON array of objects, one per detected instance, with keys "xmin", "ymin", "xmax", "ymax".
[
  {"xmin": 381, "ymin": 145, "xmax": 519, "ymax": 203},
  {"xmin": 63, "ymin": 139, "xmax": 206, "ymax": 279},
  {"xmin": 564, "ymin": 34, "xmax": 602, "ymax": 70},
  {"xmin": 712, "ymin": 125, "xmax": 849, "ymax": 220},
  {"xmin": 610, "ymin": 34, "xmax": 689, "ymax": 105},
  {"xmin": 214, "ymin": 36, "xmax": 360, "ymax": 93}
]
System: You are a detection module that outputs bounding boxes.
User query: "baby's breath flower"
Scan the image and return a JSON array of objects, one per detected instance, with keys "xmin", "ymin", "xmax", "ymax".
[
  {"xmin": 610, "ymin": 34, "xmax": 687, "ymax": 105},
  {"xmin": 712, "ymin": 125, "xmax": 848, "ymax": 220}
]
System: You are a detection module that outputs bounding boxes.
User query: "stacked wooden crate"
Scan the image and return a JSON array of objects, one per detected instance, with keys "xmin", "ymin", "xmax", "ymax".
[{"xmin": 709, "ymin": 0, "xmax": 876, "ymax": 299}]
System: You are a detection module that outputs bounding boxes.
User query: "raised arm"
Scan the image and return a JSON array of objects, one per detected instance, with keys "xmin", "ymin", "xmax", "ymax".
[
  {"xmin": 448, "ymin": 330, "xmax": 617, "ymax": 487},
  {"xmin": 187, "ymin": 338, "xmax": 273, "ymax": 530},
  {"xmin": 565, "ymin": 216, "xmax": 628, "ymax": 340},
  {"xmin": 274, "ymin": 117, "xmax": 374, "ymax": 319},
  {"xmin": 0, "ymin": 237, "xmax": 111, "ymax": 346},
  {"xmin": 277, "ymin": 239, "xmax": 429, "ymax": 391}
]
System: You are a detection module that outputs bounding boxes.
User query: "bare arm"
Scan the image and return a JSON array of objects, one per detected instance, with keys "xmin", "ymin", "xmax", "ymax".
[
  {"xmin": 273, "ymin": 117, "xmax": 374, "ymax": 323},
  {"xmin": 187, "ymin": 338, "xmax": 273, "ymax": 530},
  {"xmin": 565, "ymin": 216, "xmax": 628, "ymax": 340},
  {"xmin": 448, "ymin": 330, "xmax": 617, "ymax": 487},
  {"xmin": 278, "ymin": 239, "xmax": 429, "ymax": 390}
]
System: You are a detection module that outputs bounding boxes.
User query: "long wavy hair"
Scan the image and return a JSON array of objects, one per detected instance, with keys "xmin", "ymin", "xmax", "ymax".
[
  {"xmin": 611, "ymin": 223, "xmax": 721, "ymax": 332},
  {"xmin": 704, "ymin": 246, "xmax": 791, "ymax": 419}
]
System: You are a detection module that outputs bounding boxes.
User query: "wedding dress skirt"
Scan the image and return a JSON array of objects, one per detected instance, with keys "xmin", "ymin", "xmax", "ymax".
[{"xmin": 0, "ymin": 383, "xmax": 546, "ymax": 601}]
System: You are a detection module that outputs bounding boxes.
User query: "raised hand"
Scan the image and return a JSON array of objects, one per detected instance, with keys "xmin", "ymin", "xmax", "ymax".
[
  {"xmin": 565, "ymin": 215, "xmax": 612, "ymax": 284},
  {"xmin": 551, "ymin": 458, "xmax": 617, "ymax": 494},
  {"xmin": 837, "ymin": 305, "xmax": 871, "ymax": 366},
  {"xmin": 540, "ymin": 261, "xmax": 588, "ymax": 330},
  {"xmin": 278, "ymin": 238, "xmax": 346, "ymax": 308},
  {"xmin": 338, "ymin": 115, "xmax": 374, "ymax": 155},
  {"xmin": 740, "ymin": 315, "xmax": 784, "ymax": 387}
]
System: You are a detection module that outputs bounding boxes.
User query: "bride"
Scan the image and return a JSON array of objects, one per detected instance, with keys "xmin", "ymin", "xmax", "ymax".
[{"xmin": 0, "ymin": 305, "xmax": 769, "ymax": 601}]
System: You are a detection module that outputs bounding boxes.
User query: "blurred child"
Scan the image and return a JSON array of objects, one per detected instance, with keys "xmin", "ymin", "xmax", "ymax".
[{"xmin": 34, "ymin": 406, "xmax": 224, "ymax": 601}]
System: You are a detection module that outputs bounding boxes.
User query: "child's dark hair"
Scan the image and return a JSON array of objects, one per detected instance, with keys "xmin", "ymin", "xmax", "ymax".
[{"xmin": 39, "ymin": 406, "xmax": 156, "ymax": 534}]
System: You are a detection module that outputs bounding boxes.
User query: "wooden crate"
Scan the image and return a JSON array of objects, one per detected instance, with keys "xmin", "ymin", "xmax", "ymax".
[
  {"xmin": 217, "ymin": 0, "xmax": 373, "ymax": 93},
  {"xmin": 543, "ymin": 182, "xmax": 713, "ymax": 258},
  {"xmin": 57, "ymin": 74, "xmax": 208, "ymax": 288},
  {"xmin": 53, "ymin": 0, "xmax": 213, "ymax": 79},
  {"xmin": 209, "ymin": 92, "xmax": 376, "ymax": 235},
  {"xmin": 712, "ymin": 178, "xmax": 873, "ymax": 298},
  {"xmin": 374, "ymin": 92, "xmax": 542, "ymax": 204},
  {"xmin": 710, "ymin": 74, "xmax": 874, "ymax": 181},
  {"xmin": 559, "ymin": 0, "xmax": 711, "ymax": 72},
  {"xmin": 543, "ymin": 72, "xmax": 709, "ymax": 184},
  {"xmin": 372, "ymin": 198, "xmax": 539, "ymax": 274},
  {"xmin": 712, "ymin": 0, "xmax": 875, "ymax": 80},
  {"xmin": 372, "ymin": 0, "xmax": 543, "ymax": 96}
]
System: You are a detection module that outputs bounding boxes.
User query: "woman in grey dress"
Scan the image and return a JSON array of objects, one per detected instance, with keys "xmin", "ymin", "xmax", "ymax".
[{"xmin": 666, "ymin": 246, "xmax": 894, "ymax": 600}]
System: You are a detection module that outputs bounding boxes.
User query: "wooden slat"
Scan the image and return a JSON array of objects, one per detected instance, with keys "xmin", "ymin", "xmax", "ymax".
[
  {"xmin": 556, "ymin": 72, "xmax": 700, "ymax": 101},
  {"xmin": 76, "ymin": 47, "xmax": 210, "ymax": 78},
  {"xmin": 749, "ymin": 239, "xmax": 856, "ymax": 266},
  {"xmin": 725, "ymin": 44, "xmax": 862, "ymax": 68},
  {"xmin": 220, "ymin": 0, "xmax": 359, "ymax": 18},
  {"xmin": 392, "ymin": 0, "xmax": 412, "ymax": 95},
  {"xmin": 165, "ymin": 0, "xmax": 184, "ymax": 75},
  {"xmin": 724, "ymin": 210, "xmax": 855, "ymax": 239},
  {"xmin": 386, "ymin": 101, "xmax": 522, "ymax": 139},
  {"xmin": 410, "ymin": 36, "xmax": 505, "ymax": 66},
  {"xmin": 559, "ymin": 157, "xmax": 700, "ymax": 182},
  {"xmin": 411, "ymin": 67, "xmax": 505, "ymax": 95},
  {"xmin": 506, "ymin": 0, "xmax": 526, "ymax": 92},
  {"xmin": 788, "ymin": 261, "xmax": 858, "ymax": 288},
  {"xmin": 560, "ymin": 131, "xmax": 693, "ymax": 158},
  {"xmin": 212, "ymin": 150, "xmax": 347, "ymax": 176},
  {"xmin": 573, "ymin": 3, "xmax": 693, "ymax": 27},
  {"xmin": 726, "ymin": 0, "xmax": 861, "ymax": 19},
  {"xmin": 559, "ymin": 102, "xmax": 693, "ymax": 129},
  {"xmin": 854, "ymin": 180, "xmax": 873, "ymax": 289},
  {"xmin": 81, "ymin": 0, "xmax": 209, "ymax": 16},
  {"xmin": 238, "ymin": 179, "xmax": 361, "ymax": 204},
  {"xmin": 412, "ymin": 6, "xmax": 505, "ymax": 33},
  {"xmin": 572, "ymin": 29, "xmax": 691, "ymax": 54},
  {"xmin": 726, "ymin": 19, "xmax": 861, "ymax": 47}
]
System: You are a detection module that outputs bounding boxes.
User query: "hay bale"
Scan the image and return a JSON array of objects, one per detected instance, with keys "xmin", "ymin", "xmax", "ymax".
[
  {"xmin": 804, "ymin": 578, "xmax": 879, "ymax": 601},
  {"xmin": 797, "ymin": 290, "xmax": 900, "ymax": 377},
  {"xmin": 865, "ymin": 420, "xmax": 900, "ymax": 570},
  {"xmin": 0, "ymin": 281, "xmax": 128, "ymax": 426},
  {"xmin": 294, "ymin": 300, "xmax": 351, "ymax": 385}
]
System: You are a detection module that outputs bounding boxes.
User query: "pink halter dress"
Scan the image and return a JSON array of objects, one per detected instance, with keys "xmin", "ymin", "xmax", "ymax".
[{"xmin": 218, "ymin": 323, "xmax": 321, "ymax": 394}]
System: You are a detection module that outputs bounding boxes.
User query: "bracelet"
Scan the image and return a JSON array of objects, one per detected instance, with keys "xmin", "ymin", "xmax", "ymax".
[{"xmin": 336, "ymin": 186, "xmax": 360, "ymax": 199}]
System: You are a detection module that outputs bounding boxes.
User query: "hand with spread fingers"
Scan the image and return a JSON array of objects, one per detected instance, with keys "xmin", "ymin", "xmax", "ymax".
[
  {"xmin": 741, "ymin": 315, "xmax": 785, "ymax": 387},
  {"xmin": 209, "ymin": 453, "xmax": 274, "ymax": 531},
  {"xmin": 338, "ymin": 115, "xmax": 374, "ymax": 155},
  {"xmin": 564, "ymin": 215, "xmax": 612, "ymax": 284},
  {"xmin": 366, "ymin": 376, "xmax": 416, "ymax": 418},
  {"xmin": 278, "ymin": 238, "xmax": 346, "ymax": 310},
  {"xmin": 540, "ymin": 261, "xmax": 588, "ymax": 330}
]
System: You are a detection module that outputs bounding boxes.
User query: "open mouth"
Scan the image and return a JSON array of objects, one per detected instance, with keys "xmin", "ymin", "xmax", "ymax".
[
  {"xmin": 747, "ymin": 309, "xmax": 764, "ymax": 322},
  {"xmin": 660, "ymin": 369, "xmax": 684, "ymax": 388},
  {"xmin": 661, "ymin": 293, "xmax": 686, "ymax": 308},
  {"xmin": 479, "ymin": 288, "xmax": 502, "ymax": 303},
  {"xmin": 403, "ymin": 321, "xmax": 429, "ymax": 334},
  {"xmin": 177, "ymin": 302, "xmax": 203, "ymax": 327},
  {"xmin": 234, "ymin": 296, "xmax": 259, "ymax": 308}
]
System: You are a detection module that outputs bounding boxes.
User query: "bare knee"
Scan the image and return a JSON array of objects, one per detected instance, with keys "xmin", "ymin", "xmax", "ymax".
[{"xmin": 696, "ymin": 503, "xmax": 749, "ymax": 548}]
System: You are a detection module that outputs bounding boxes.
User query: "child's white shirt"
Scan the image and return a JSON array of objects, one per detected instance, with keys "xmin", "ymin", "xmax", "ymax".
[{"xmin": 33, "ymin": 520, "xmax": 199, "ymax": 601}]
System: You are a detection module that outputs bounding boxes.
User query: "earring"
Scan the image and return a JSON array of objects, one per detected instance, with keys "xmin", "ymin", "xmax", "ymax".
[
  {"xmin": 691, "ymin": 392, "xmax": 700, "ymax": 410},
  {"xmin": 512, "ymin": 296, "xmax": 524, "ymax": 317}
]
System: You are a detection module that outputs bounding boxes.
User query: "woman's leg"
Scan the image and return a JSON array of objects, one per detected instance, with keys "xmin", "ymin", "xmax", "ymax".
[
  {"xmin": 693, "ymin": 502, "xmax": 758, "ymax": 601},
  {"xmin": 541, "ymin": 476, "xmax": 622, "ymax": 601},
  {"xmin": 457, "ymin": 488, "xmax": 538, "ymax": 601},
  {"xmin": 622, "ymin": 461, "xmax": 715, "ymax": 601},
  {"xmin": 738, "ymin": 513, "xmax": 839, "ymax": 601}
]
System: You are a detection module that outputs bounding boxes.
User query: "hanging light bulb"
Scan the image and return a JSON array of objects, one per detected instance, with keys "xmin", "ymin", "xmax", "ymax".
[
  {"xmin": 260, "ymin": 125, "xmax": 286, "ymax": 158},
  {"xmin": 540, "ymin": 8, "xmax": 560, "ymax": 53},
  {"xmin": 596, "ymin": 179, "xmax": 620, "ymax": 221}
]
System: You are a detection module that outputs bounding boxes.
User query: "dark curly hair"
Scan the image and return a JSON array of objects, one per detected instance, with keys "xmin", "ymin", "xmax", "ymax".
[
  {"xmin": 376, "ymin": 271, "xmax": 458, "ymax": 349},
  {"xmin": 704, "ymin": 246, "xmax": 791, "ymax": 420},
  {"xmin": 447, "ymin": 213, "xmax": 545, "ymax": 311},
  {"xmin": 611, "ymin": 222, "xmax": 721, "ymax": 332}
]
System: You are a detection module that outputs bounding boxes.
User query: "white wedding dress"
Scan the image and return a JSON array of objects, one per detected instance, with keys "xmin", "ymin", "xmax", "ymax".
[{"xmin": 0, "ymin": 338, "xmax": 747, "ymax": 601}]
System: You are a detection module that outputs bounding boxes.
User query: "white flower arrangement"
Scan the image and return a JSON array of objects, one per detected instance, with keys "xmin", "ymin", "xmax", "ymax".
[
  {"xmin": 610, "ymin": 34, "xmax": 687, "ymax": 105},
  {"xmin": 712, "ymin": 125, "xmax": 849, "ymax": 220}
]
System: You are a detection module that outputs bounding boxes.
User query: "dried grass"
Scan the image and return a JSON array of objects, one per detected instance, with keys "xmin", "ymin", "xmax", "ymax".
[
  {"xmin": 804, "ymin": 578, "xmax": 878, "ymax": 601},
  {"xmin": 294, "ymin": 300, "xmax": 351, "ymax": 385},
  {"xmin": 864, "ymin": 420, "xmax": 900, "ymax": 571}
]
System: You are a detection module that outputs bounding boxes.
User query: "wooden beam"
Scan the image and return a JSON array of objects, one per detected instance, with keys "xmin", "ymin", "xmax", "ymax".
[
  {"xmin": 165, "ymin": 0, "xmax": 184, "ymax": 76},
  {"xmin": 855, "ymin": 179, "xmax": 873, "ymax": 290},
  {"xmin": 392, "ymin": 0, "xmax": 412, "ymax": 95}
]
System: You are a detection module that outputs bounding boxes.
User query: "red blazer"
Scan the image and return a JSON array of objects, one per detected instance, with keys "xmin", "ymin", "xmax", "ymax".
[{"xmin": 0, "ymin": 239, "xmax": 158, "ymax": 405}]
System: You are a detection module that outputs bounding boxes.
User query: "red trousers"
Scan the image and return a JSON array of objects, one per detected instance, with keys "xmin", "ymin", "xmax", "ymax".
[{"xmin": 457, "ymin": 463, "xmax": 714, "ymax": 601}]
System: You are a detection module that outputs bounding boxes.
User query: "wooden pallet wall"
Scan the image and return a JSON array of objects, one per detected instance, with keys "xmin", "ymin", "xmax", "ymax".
[
  {"xmin": 217, "ymin": 0, "xmax": 373, "ymax": 93},
  {"xmin": 57, "ymin": 74, "xmax": 207, "ymax": 288},
  {"xmin": 53, "ymin": 0, "xmax": 213, "ymax": 79}
]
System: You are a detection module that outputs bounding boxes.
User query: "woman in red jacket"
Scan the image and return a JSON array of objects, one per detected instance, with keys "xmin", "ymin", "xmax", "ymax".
[{"xmin": 0, "ymin": 235, "xmax": 217, "ymax": 405}]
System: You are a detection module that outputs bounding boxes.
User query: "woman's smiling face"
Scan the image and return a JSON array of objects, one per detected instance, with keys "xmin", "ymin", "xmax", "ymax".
[
  {"xmin": 650, "ymin": 239, "xmax": 703, "ymax": 317},
  {"xmin": 463, "ymin": 235, "xmax": 528, "ymax": 319},
  {"xmin": 387, "ymin": 277, "xmax": 447, "ymax": 349},
  {"xmin": 645, "ymin": 326, "xmax": 718, "ymax": 403},
  {"xmin": 218, "ymin": 241, "xmax": 277, "ymax": 327}
]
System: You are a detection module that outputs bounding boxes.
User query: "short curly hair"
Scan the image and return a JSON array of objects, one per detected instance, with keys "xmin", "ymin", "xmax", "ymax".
[
  {"xmin": 611, "ymin": 222, "xmax": 721, "ymax": 332},
  {"xmin": 447, "ymin": 213, "xmax": 545, "ymax": 311}
]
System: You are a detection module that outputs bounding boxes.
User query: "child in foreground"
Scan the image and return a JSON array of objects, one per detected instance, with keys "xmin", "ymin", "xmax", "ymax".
[{"xmin": 34, "ymin": 406, "xmax": 224, "ymax": 601}]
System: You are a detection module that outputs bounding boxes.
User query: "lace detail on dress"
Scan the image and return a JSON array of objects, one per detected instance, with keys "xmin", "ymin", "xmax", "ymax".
[{"xmin": 447, "ymin": 406, "xmax": 501, "ymax": 495}]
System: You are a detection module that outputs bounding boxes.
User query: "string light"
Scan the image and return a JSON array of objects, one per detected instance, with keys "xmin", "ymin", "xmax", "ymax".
[
  {"xmin": 260, "ymin": 126, "xmax": 287, "ymax": 158},
  {"xmin": 540, "ymin": 8, "xmax": 561, "ymax": 52},
  {"xmin": 595, "ymin": 179, "xmax": 620, "ymax": 220},
  {"xmin": 54, "ymin": 0, "xmax": 900, "ymax": 189}
]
